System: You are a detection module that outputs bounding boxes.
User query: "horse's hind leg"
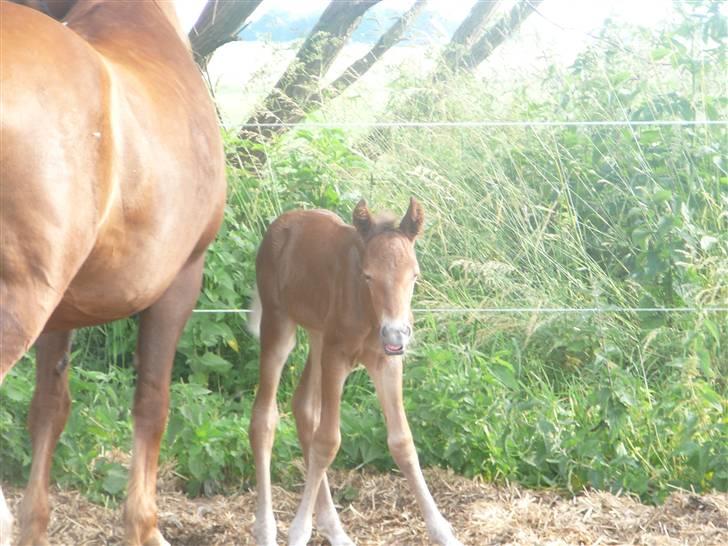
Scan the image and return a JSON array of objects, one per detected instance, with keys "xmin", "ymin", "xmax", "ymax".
[
  {"xmin": 0, "ymin": 487, "xmax": 10, "ymax": 546},
  {"xmin": 250, "ymin": 308, "xmax": 296, "ymax": 546},
  {"xmin": 292, "ymin": 332, "xmax": 353, "ymax": 546},
  {"xmin": 123, "ymin": 255, "xmax": 205, "ymax": 546},
  {"xmin": 0, "ymin": 367, "xmax": 11, "ymax": 546},
  {"xmin": 15, "ymin": 331, "xmax": 73, "ymax": 546},
  {"xmin": 0, "ymin": 297, "xmax": 68, "ymax": 546}
]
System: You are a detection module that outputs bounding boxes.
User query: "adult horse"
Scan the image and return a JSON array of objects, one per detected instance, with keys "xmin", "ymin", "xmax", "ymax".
[{"xmin": 0, "ymin": 1, "xmax": 226, "ymax": 544}]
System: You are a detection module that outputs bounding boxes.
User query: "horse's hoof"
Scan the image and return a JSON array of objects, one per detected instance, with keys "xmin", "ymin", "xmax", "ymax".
[
  {"xmin": 320, "ymin": 530, "xmax": 356, "ymax": 546},
  {"xmin": 0, "ymin": 489, "xmax": 13, "ymax": 546}
]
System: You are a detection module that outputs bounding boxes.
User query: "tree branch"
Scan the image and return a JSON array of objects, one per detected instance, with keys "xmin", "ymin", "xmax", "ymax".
[
  {"xmin": 241, "ymin": 0, "xmax": 382, "ymax": 145},
  {"xmin": 324, "ymin": 0, "xmax": 430, "ymax": 101},
  {"xmin": 460, "ymin": 0, "xmax": 544, "ymax": 71},
  {"xmin": 441, "ymin": 0, "xmax": 500, "ymax": 72},
  {"xmin": 189, "ymin": 0, "xmax": 263, "ymax": 66}
]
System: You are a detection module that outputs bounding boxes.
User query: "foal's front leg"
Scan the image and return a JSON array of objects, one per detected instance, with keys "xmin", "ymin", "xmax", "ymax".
[
  {"xmin": 368, "ymin": 357, "xmax": 464, "ymax": 546},
  {"xmin": 292, "ymin": 335, "xmax": 354, "ymax": 546},
  {"xmin": 288, "ymin": 351, "xmax": 350, "ymax": 546}
]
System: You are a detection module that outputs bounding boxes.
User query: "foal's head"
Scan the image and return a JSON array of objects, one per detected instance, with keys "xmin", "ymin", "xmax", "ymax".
[{"xmin": 353, "ymin": 197, "xmax": 424, "ymax": 356}]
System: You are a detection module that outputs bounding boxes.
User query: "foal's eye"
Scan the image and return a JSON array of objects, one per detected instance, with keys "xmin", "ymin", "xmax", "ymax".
[{"xmin": 363, "ymin": 273, "xmax": 373, "ymax": 282}]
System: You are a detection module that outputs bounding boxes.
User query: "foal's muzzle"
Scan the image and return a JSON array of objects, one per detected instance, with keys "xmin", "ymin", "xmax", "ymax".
[{"xmin": 381, "ymin": 323, "xmax": 412, "ymax": 356}]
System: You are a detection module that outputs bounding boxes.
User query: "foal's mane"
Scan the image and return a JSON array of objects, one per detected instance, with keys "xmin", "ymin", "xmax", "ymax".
[{"xmin": 360, "ymin": 212, "xmax": 400, "ymax": 241}]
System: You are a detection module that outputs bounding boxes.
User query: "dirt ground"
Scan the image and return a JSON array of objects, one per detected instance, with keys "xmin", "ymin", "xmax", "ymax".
[{"xmin": 5, "ymin": 468, "xmax": 728, "ymax": 545}]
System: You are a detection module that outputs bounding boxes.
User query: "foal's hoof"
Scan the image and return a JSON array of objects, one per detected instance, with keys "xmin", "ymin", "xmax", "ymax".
[
  {"xmin": 317, "ymin": 514, "xmax": 355, "ymax": 546},
  {"xmin": 142, "ymin": 528, "xmax": 171, "ymax": 546},
  {"xmin": 428, "ymin": 516, "xmax": 464, "ymax": 546},
  {"xmin": 287, "ymin": 515, "xmax": 313, "ymax": 546},
  {"xmin": 253, "ymin": 515, "xmax": 277, "ymax": 546},
  {"xmin": 320, "ymin": 530, "xmax": 356, "ymax": 546},
  {"xmin": 0, "ymin": 526, "xmax": 10, "ymax": 546},
  {"xmin": 0, "ymin": 495, "xmax": 12, "ymax": 546},
  {"xmin": 17, "ymin": 536, "xmax": 50, "ymax": 546},
  {"xmin": 18, "ymin": 538, "xmax": 50, "ymax": 546}
]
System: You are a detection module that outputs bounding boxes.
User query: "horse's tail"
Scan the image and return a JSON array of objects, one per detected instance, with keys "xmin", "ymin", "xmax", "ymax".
[{"xmin": 247, "ymin": 284, "xmax": 262, "ymax": 339}]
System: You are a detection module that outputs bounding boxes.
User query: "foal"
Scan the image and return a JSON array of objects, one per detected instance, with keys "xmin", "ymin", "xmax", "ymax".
[{"xmin": 248, "ymin": 198, "xmax": 463, "ymax": 546}]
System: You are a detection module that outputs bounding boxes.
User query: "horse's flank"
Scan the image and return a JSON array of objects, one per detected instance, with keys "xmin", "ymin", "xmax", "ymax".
[{"xmin": 1, "ymin": 0, "xmax": 225, "ymax": 337}]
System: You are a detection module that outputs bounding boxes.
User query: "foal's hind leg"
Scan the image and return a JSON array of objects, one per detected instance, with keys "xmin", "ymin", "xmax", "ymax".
[
  {"xmin": 124, "ymin": 256, "xmax": 205, "ymax": 546},
  {"xmin": 15, "ymin": 331, "xmax": 72, "ymax": 546},
  {"xmin": 250, "ymin": 309, "xmax": 296, "ymax": 546},
  {"xmin": 292, "ymin": 332, "xmax": 353, "ymax": 546},
  {"xmin": 288, "ymin": 349, "xmax": 350, "ymax": 546}
]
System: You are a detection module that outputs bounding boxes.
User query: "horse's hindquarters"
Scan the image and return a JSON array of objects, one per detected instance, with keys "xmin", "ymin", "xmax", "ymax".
[
  {"xmin": 0, "ymin": 1, "xmax": 226, "ymax": 337},
  {"xmin": 0, "ymin": 4, "xmax": 108, "ymax": 368}
]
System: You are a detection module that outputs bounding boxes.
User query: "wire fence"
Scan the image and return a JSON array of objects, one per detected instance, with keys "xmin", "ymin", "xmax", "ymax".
[
  {"xmin": 192, "ymin": 306, "xmax": 728, "ymax": 315},
  {"xmin": 240, "ymin": 120, "xmax": 728, "ymax": 129},
  {"xmin": 213, "ymin": 115, "xmax": 728, "ymax": 317},
  {"xmin": 218, "ymin": 115, "xmax": 728, "ymax": 317}
]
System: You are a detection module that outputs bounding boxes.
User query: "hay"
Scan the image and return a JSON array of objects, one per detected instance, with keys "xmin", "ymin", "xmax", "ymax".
[{"xmin": 5, "ymin": 468, "xmax": 727, "ymax": 545}]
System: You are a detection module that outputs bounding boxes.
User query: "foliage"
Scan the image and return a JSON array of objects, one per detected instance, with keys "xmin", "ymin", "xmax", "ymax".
[{"xmin": 1, "ymin": 3, "xmax": 725, "ymax": 505}]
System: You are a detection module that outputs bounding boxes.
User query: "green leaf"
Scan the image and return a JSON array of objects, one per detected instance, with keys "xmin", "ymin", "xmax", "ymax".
[
  {"xmin": 651, "ymin": 47, "xmax": 671, "ymax": 60},
  {"xmin": 188, "ymin": 450, "xmax": 207, "ymax": 480},
  {"xmin": 2, "ymin": 383, "xmax": 28, "ymax": 402},
  {"xmin": 698, "ymin": 384, "xmax": 723, "ymax": 412},
  {"xmin": 703, "ymin": 319, "xmax": 720, "ymax": 345},
  {"xmin": 631, "ymin": 227, "xmax": 651, "ymax": 248},
  {"xmin": 652, "ymin": 189, "xmax": 672, "ymax": 203},
  {"xmin": 490, "ymin": 362, "xmax": 518, "ymax": 390},
  {"xmin": 102, "ymin": 464, "xmax": 127, "ymax": 496},
  {"xmin": 197, "ymin": 352, "xmax": 233, "ymax": 375}
]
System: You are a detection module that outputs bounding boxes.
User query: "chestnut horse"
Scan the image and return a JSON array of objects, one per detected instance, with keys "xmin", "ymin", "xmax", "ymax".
[
  {"xmin": 0, "ymin": 2, "xmax": 225, "ymax": 545},
  {"xmin": 248, "ymin": 199, "xmax": 463, "ymax": 546}
]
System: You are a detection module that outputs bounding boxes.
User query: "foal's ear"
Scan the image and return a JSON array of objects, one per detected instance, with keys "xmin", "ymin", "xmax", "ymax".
[
  {"xmin": 353, "ymin": 199, "xmax": 372, "ymax": 236},
  {"xmin": 399, "ymin": 197, "xmax": 424, "ymax": 240}
]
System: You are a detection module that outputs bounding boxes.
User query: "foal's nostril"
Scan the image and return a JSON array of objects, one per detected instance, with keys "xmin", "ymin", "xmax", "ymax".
[
  {"xmin": 381, "ymin": 324, "xmax": 411, "ymax": 339},
  {"xmin": 380, "ymin": 322, "xmax": 412, "ymax": 355}
]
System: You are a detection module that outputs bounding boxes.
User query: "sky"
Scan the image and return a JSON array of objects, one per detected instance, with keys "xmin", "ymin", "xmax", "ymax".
[
  {"xmin": 175, "ymin": 0, "xmax": 679, "ymax": 37},
  {"xmin": 173, "ymin": 0, "xmax": 692, "ymax": 126}
]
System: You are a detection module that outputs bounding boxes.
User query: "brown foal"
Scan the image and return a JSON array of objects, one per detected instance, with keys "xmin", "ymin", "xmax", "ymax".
[
  {"xmin": 248, "ymin": 199, "xmax": 463, "ymax": 546},
  {"xmin": 0, "ymin": 2, "xmax": 225, "ymax": 545}
]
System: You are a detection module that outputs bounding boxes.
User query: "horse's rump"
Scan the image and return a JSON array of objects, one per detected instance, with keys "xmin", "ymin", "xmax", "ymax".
[{"xmin": 0, "ymin": 0, "xmax": 226, "ymax": 331}]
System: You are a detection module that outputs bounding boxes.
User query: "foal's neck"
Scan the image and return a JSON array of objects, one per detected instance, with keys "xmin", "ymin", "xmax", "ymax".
[{"xmin": 348, "ymin": 241, "xmax": 380, "ymax": 336}]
